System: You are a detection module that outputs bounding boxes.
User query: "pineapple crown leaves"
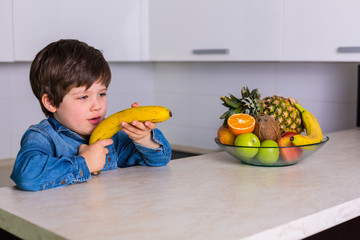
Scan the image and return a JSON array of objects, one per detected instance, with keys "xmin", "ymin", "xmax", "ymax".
[
  {"xmin": 240, "ymin": 97, "xmax": 263, "ymax": 116},
  {"xmin": 220, "ymin": 94, "xmax": 241, "ymax": 109},
  {"xmin": 240, "ymin": 86, "xmax": 263, "ymax": 115},
  {"xmin": 219, "ymin": 86, "xmax": 263, "ymax": 126},
  {"xmin": 220, "ymin": 95, "xmax": 244, "ymax": 125}
]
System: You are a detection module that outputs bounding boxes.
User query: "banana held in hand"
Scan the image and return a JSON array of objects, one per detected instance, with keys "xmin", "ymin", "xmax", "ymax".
[
  {"xmin": 289, "ymin": 100, "xmax": 323, "ymax": 146},
  {"xmin": 89, "ymin": 105, "xmax": 172, "ymax": 144}
]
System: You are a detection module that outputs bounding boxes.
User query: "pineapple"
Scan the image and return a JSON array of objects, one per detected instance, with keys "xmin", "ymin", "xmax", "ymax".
[
  {"xmin": 262, "ymin": 96, "xmax": 303, "ymax": 134},
  {"xmin": 220, "ymin": 86, "xmax": 304, "ymax": 134}
]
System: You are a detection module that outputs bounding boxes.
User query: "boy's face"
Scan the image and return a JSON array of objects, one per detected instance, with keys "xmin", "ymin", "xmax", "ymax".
[{"xmin": 53, "ymin": 81, "xmax": 107, "ymax": 139}]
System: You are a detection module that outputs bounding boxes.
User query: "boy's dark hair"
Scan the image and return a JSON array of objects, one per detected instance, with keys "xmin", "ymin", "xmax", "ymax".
[{"xmin": 30, "ymin": 39, "xmax": 111, "ymax": 117}]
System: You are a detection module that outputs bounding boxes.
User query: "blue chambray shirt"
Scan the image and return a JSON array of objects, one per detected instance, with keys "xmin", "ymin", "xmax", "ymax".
[{"xmin": 10, "ymin": 117, "xmax": 172, "ymax": 191}]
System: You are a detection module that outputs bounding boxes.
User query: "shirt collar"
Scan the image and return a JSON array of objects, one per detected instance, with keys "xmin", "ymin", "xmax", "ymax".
[{"xmin": 48, "ymin": 116, "xmax": 87, "ymax": 142}]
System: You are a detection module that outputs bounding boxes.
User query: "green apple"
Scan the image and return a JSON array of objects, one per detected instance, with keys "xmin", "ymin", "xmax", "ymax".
[
  {"xmin": 234, "ymin": 133, "xmax": 260, "ymax": 160},
  {"xmin": 257, "ymin": 140, "xmax": 280, "ymax": 165}
]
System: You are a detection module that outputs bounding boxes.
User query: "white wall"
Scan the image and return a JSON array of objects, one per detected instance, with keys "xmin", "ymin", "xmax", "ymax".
[
  {"xmin": 0, "ymin": 63, "xmax": 39, "ymax": 160},
  {"xmin": 0, "ymin": 62, "xmax": 358, "ymax": 159}
]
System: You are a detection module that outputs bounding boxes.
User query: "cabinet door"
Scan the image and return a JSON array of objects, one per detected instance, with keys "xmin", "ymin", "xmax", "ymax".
[
  {"xmin": 149, "ymin": 0, "xmax": 282, "ymax": 61},
  {"xmin": 283, "ymin": 0, "xmax": 360, "ymax": 61},
  {"xmin": 0, "ymin": 0, "xmax": 14, "ymax": 62},
  {"xmin": 13, "ymin": 0, "xmax": 147, "ymax": 61}
]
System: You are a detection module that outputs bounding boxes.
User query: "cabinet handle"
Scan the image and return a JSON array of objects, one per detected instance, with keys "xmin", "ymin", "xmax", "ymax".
[
  {"xmin": 192, "ymin": 49, "xmax": 229, "ymax": 55},
  {"xmin": 337, "ymin": 47, "xmax": 360, "ymax": 53}
]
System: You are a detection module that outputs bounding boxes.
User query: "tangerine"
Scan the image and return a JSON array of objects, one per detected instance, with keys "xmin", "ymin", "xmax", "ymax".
[
  {"xmin": 227, "ymin": 113, "xmax": 255, "ymax": 136},
  {"xmin": 217, "ymin": 125, "xmax": 235, "ymax": 145}
]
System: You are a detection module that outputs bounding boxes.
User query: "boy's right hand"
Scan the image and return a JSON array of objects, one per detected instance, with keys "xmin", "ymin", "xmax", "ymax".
[{"xmin": 78, "ymin": 139, "xmax": 113, "ymax": 174}]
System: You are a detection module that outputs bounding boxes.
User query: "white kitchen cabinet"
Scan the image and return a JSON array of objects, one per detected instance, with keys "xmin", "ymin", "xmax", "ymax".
[
  {"xmin": 13, "ymin": 0, "xmax": 148, "ymax": 62},
  {"xmin": 149, "ymin": 0, "xmax": 282, "ymax": 61},
  {"xmin": 0, "ymin": 0, "xmax": 14, "ymax": 62},
  {"xmin": 283, "ymin": 0, "xmax": 360, "ymax": 62}
]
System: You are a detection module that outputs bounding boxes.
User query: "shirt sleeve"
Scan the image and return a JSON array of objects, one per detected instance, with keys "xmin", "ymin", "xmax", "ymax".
[
  {"xmin": 10, "ymin": 130, "xmax": 91, "ymax": 191},
  {"xmin": 115, "ymin": 129, "xmax": 172, "ymax": 168}
]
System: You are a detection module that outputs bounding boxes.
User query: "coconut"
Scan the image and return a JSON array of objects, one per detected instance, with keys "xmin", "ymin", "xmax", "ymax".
[{"xmin": 253, "ymin": 114, "xmax": 281, "ymax": 142}]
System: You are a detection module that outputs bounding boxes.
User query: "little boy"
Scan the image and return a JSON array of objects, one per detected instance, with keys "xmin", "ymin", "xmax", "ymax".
[{"xmin": 10, "ymin": 39, "xmax": 172, "ymax": 191}]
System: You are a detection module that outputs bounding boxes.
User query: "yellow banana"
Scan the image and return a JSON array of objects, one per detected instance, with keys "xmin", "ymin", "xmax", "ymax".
[
  {"xmin": 89, "ymin": 105, "xmax": 172, "ymax": 144},
  {"xmin": 290, "ymin": 101, "xmax": 323, "ymax": 146}
]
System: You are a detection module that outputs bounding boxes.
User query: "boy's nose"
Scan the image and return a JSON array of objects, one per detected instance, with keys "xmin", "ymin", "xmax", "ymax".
[{"xmin": 90, "ymin": 99, "xmax": 102, "ymax": 111}]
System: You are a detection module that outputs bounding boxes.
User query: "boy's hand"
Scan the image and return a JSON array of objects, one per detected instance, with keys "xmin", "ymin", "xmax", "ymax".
[
  {"xmin": 78, "ymin": 139, "xmax": 113, "ymax": 174},
  {"xmin": 121, "ymin": 102, "xmax": 160, "ymax": 149}
]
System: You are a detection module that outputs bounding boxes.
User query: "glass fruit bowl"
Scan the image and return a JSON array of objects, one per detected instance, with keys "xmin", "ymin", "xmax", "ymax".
[{"xmin": 215, "ymin": 135, "xmax": 329, "ymax": 167}]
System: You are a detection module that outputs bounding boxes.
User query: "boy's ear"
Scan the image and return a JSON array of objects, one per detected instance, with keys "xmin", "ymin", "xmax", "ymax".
[{"xmin": 41, "ymin": 94, "xmax": 57, "ymax": 113}]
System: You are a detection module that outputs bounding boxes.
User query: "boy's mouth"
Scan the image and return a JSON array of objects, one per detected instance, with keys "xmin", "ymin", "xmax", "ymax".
[{"xmin": 89, "ymin": 116, "xmax": 101, "ymax": 125}]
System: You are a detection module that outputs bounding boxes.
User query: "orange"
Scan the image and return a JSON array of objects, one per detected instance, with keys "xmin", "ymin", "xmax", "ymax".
[
  {"xmin": 227, "ymin": 113, "xmax": 255, "ymax": 136},
  {"xmin": 217, "ymin": 125, "xmax": 236, "ymax": 145}
]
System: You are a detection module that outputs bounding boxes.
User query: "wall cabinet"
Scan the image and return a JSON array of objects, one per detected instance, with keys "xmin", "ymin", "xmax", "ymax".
[
  {"xmin": 4, "ymin": 0, "xmax": 360, "ymax": 62},
  {"xmin": 13, "ymin": 0, "xmax": 148, "ymax": 62},
  {"xmin": 149, "ymin": 0, "xmax": 282, "ymax": 61},
  {"xmin": 283, "ymin": 0, "xmax": 360, "ymax": 62},
  {"xmin": 0, "ymin": 0, "xmax": 14, "ymax": 62}
]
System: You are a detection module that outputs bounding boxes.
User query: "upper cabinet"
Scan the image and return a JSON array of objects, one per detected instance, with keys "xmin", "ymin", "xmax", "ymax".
[
  {"xmin": 4, "ymin": 0, "xmax": 360, "ymax": 63},
  {"xmin": 0, "ymin": 0, "xmax": 14, "ymax": 62},
  {"xmin": 13, "ymin": 0, "xmax": 148, "ymax": 62},
  {"xmin": 149, "ymin": 0, "xmax": 282, "ymax": 61},
  {"xmin": 283, "ymin": 0, "xmax": 360, "ymax": 62}
]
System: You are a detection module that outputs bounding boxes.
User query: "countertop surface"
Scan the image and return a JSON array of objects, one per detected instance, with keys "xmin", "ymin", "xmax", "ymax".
[{"xmin": 1, "ymin": 129, "xmax": 360, "ymax": 240}]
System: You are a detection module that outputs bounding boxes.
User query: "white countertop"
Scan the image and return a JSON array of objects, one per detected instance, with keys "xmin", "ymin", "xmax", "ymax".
[{"xmin": 1, "ymin": 129, "xmax": 360, "ymax": 240}]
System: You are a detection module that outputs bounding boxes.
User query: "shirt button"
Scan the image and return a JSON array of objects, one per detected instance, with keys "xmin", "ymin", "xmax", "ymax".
[
  {"xmin": 61, "ymin": 180, "xmax": 66, "ymax": 185},
  {"xmin": 108, "ymin": 157, "xmax": 111, "ymax": 162},
  {"xmin": 80, "ymin": 170, "xmax": 83, "ymax": 177},
  {"xmin": 69, "ymin": 134, "xmax": 74, "ymax": 138}
]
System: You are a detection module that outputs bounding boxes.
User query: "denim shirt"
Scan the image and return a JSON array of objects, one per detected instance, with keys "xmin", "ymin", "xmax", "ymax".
[{"xmin": 10, "ymin": 117, "xmax": 172, "ymax": 191}]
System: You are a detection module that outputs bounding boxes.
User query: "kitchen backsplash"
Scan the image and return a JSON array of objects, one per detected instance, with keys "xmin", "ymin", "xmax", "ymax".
[
  {"xmin": 0, "ymin": 62, "xmax": 357, "ymax": 159},
  {"xmin": 154, "ymin": 62, "xmax": 358, "ymax": 153}
]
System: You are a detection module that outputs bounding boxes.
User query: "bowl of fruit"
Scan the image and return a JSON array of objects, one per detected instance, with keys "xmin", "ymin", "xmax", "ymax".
[
  {"xmin": 215, "ymin": 133, "xmax": 329, "ymax": 167},
  {"xmin": 216, "ymin": 86, "xmax": 329, "ymax": 167}
]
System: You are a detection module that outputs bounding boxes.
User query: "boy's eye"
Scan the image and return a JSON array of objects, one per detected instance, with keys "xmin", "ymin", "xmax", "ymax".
[
  {"xmin": 79, "ymin": 95, "xmax": 88, "ymax": 100},
  {"xmin": 99, "ymin": 92, "xmax": 107, "ymax": 97}
]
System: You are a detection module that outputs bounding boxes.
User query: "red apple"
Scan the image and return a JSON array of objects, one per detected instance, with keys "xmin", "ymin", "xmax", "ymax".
[{"xmin": 277, "ymin": 132, "xmax": 302, "ymax": 162}]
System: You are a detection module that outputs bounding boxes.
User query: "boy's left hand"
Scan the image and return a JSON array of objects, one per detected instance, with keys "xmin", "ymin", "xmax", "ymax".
[{"xmin": 121, "ymin": 102, "xmax": 160, "ymax": 149}]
